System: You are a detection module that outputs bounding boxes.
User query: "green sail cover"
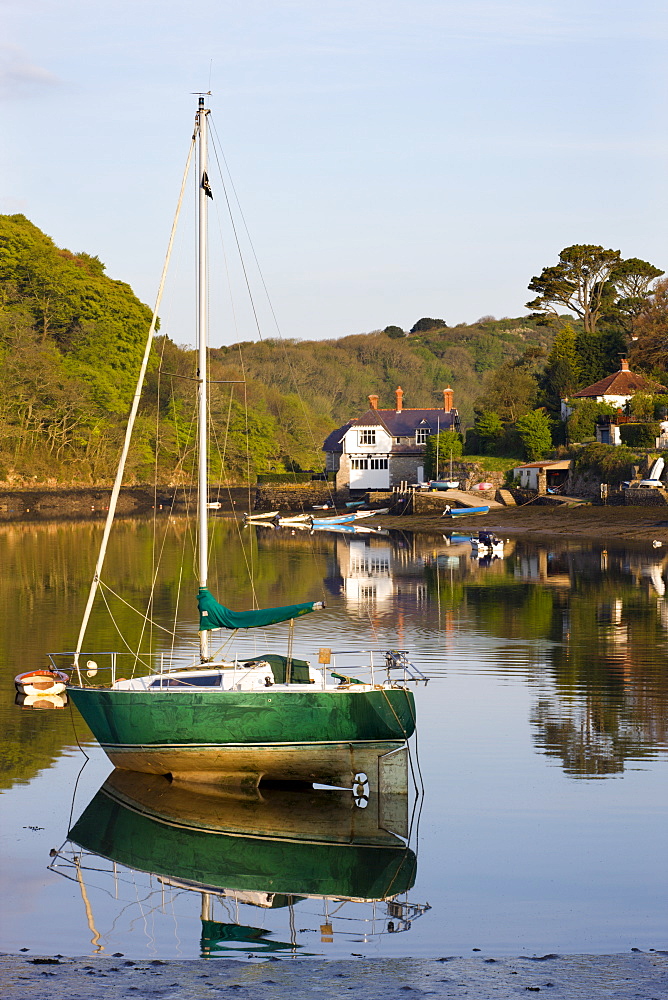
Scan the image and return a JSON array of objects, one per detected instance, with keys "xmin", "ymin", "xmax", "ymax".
[{"xmin": 198, "ymin": 587, "xmax": 319, "ymax": 631}]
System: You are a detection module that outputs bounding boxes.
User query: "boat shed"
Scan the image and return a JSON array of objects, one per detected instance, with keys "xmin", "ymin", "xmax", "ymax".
[{"xmin": 512, "ymin": 460, "xmax": 571, "ymax": 492}]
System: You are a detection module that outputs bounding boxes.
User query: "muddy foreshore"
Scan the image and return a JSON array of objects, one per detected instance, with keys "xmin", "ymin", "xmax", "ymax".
[
  {"xmin": 378, "ymin": 503, "xmax": 668, "ymax": 546},
  {"xmin": 2, "ymin": 486, "xmax": 667, "ymax": 547},
  {"xmin": 2, "ymin": 952, "xmax": 667, "ymax": 1000}
]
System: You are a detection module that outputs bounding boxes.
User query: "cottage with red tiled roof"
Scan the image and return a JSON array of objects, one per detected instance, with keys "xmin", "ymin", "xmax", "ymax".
[
  {"xmin": 323, "ymin": 387, "xmax": 460, "ymax": 491},
  {"xmin": 561, "ymin": 359, "xmax": 667, "ymax": 420}
]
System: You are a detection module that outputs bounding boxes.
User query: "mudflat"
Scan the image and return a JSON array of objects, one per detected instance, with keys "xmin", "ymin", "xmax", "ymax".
[
  {"xmin": 2, "ymin": 952, "xmax": 666, "ymax": 1000},
  {"xmin": 379, "ymin": 504, "xmax": 668, "ymax": 545}
]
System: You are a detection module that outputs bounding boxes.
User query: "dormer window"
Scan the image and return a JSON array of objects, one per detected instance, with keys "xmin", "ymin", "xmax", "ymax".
[
  {"xmin": 359, "ymin": 429, "xmax": 376, "ymax": 446},
  {"xmin": 415, "ymin": 428, "xmax": 431, "ymax": 445}
]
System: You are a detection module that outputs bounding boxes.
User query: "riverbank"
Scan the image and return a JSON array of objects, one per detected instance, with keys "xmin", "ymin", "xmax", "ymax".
[
  {"xmin": 1, "ymin": 487, "xmax": 668, "ymax": 545},
  {"xmin": 378, "ymin": 503, "xmax": 668, "ymax": 546},
  {"xmin": 2, "ymin": 952, "xmax": 666, "ymax": 999}
]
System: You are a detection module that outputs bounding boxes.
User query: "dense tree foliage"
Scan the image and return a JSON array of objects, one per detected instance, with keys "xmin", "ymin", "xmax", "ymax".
[
  {"xmin": 424, "ymin": 430, "xmax": 463, "ymax": 478},
  {"xmin": 1, "ymin": 216, "xmax": 664, "ymax": 485},
  {"xmin": 629, "ymin": 277, "xmax": 668, "ymax": 379},
  {"xmin": 410, "ymin": 317, "xmax": 446, "ymax": 333},
  {"xmin": 515, "ymin": 409, "xmax": 553, "ymax": 460},
  {"xmin": 527, "ymin": 245, "xmax": 662, "ymax": 346}
]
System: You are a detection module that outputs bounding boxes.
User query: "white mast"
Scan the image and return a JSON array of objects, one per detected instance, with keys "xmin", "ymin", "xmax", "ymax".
[{"xmin": 197, "ymin": 95, "xmax": 210, "ymax": 663}]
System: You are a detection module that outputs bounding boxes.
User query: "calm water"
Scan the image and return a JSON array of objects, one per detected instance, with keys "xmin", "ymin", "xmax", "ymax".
[{"xmin": 0, "ymin": 518, "xmax": 666, "ymax": 960}]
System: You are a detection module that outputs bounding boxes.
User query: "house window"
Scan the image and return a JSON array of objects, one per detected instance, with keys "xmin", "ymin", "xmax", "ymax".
[
  {"xmin": 396, "ymin": 437, "xmax": 401, "ymax": 444},
  {"xmin": 359, "ymin": 429, "xmax": 376, "ymax": 446},
  {"xmin": 351, "ymin": 458, "xmax": 369, "ymax": 470},
  {"xmin": 370, "ymin": 458, "xmax": 388, "ymax": 469},
  {"xmin": 415, "ymin": 428, "xmax": 431, "ymax": 445}
]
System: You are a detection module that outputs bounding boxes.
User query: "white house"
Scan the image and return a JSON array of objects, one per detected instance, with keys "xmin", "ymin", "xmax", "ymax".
[
  {"xmin": 561, "ymin": 359, "xmax": 667, "ymax": 420},
  {"xmin": 323, "ymin": 387, "xmax": 460, "ymax": 492}
]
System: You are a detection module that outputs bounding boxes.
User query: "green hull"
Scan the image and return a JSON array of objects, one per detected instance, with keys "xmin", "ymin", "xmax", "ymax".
[
  {"xmin": 67, "ymin": 685, "xmax": 416, "ymax": 785},
  {"xmin": 68, "ymin": 770, "xmax": 417, "ymax": 902}
]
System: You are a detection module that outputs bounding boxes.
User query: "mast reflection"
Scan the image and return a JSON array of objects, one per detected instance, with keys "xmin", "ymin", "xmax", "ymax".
[{"xmin": 51, "ymin": 766, "xmax": 428, "ymax": 956}]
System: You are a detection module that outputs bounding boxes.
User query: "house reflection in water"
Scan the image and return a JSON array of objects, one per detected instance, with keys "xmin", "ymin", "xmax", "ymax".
[{"xmin": 328, "ymin": 532, "xmax": 511, "ymax": 609}]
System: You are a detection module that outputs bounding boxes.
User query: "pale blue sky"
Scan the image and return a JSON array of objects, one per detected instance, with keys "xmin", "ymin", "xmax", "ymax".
[{"xmin": 2, "ymin": 0, "xmax": 666, "ymax": 345}]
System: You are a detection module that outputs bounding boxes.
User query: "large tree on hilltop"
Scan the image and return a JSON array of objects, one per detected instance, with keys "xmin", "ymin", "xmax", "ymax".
[
  {"xmin": 629, "ymin": 277, "xmax": 668, "ymax": 377},
  {"xmin": 527, "ymin": 245, "xmax": 663, "ymax": 343},
  {"xmin": 526, "ymin": 245, "xmax": 622, "ymax": 337},
  {"xmin": 608, "ymin": 257, "xmax": 665, "ymax": 339}
]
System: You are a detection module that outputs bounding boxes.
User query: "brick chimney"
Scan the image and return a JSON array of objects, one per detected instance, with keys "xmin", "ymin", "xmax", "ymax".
[
  {"xmin": 620, "ymin": 358, "xmax": 629, "ymax": 371},
  {"xmin": 443, "ymin": 386, "xmax": 454, "ymax": 411},
  {"xmin": 395, "ymin": 386, "xmax": 403, "ymax": 412},
  {"xmin": 368, "ymin": 394, "xmax": 379, "ymax": 410}
]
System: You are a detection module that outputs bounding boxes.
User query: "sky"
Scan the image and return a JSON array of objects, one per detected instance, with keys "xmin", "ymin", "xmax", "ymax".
[{"xmin": 2, "ymin": 0, "xmax": 667, "ymax": 347}]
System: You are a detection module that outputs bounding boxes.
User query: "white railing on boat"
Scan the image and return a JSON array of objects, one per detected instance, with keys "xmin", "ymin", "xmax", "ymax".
[{"xmin": 48, "ymin": 647, "xmax": 428, "ymax": 689}]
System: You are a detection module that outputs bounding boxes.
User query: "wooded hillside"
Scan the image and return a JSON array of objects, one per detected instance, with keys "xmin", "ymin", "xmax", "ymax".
[{"xmin": 1, "ymin": 217, "xmax": 665, "ymax": 485}]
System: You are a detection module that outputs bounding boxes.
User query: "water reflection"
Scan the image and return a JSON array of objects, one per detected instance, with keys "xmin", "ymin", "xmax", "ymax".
[
  {"xmin": 1, "ymin": 519, "xmax": 666, "ymax": 792},
  {"xmin": 323, "ymin": 529, "xmax": 668, "ymax": 778},
  {"xmin": 51, "ymin": 768, "xmax": 426, "ymax": 956}
]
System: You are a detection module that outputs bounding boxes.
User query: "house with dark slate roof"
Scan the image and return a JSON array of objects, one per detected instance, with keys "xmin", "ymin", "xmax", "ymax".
[{"xmin": 323, "ymin": 386, "xmax": 460, "ymax": 491}]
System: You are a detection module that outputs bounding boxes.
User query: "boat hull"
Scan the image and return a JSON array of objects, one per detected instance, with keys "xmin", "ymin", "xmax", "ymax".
[
  {"xmin": 68, "ymin": 769, "xmax": 416, "ymax": 902},
  {"xmin": 446, "ymin": 505, "xmax": 490, "ymax": 517},
  {"xmin": 67, "ymin": 686, "xmax": 415, "ymax": 787}
]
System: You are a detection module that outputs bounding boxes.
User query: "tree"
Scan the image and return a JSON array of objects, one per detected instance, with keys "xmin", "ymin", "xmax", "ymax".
[
  {"xmin": 566, "ymin": 399, "xmax": 616, "ymax": 443},
  {"xmin": 425, "ymin": 430, "xmax": 462, "ymax": 478},
  {"xmin": 541, "ymin": 323, "xmax": 582, "ymax": 414},
  {"xmin": 473, "ymin": 410, "xmax": 504, "ymax": 454},
  {"xmin": 608, "ymin": 258, "xmax": 664, "ymax": 338},
  {"xmin": 410, "ymin": 317, "xmax": 446, "ymax": 333},
  {"xmin": 629, "ymin": 277, "xmax": 668, "ymax": 377},
  {"xmin": 515, "ymin": 409, "xmax": 553, "ymax": 460},
  {"xmin": 383, "ymin": 325, "xmax": 406, "ymax": 338},
  {"xmin": 476, "ymin": 361, "xmax": 538, "ymax": 421},
  {"xmin": 527, "ymin": 245, "xmax": 623, "ymax": 336}
]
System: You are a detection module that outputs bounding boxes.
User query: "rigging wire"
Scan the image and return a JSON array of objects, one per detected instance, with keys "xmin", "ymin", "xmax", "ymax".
[{"xmin": 73, "ymin": 134, "xmax": 196, "ymax": 674}]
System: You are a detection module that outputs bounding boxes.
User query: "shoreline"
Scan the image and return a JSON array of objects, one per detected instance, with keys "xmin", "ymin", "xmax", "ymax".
[
  {"xmin": 1, "ymin": 486, "xmax": 667, "ymax": 546},
  {"xmin": 377, "ymin": 504, "xmax": 668, "ymax": 546},
  {"xmin": 2, "ymin": 951, "xmax": 666, "ymax": 999}
]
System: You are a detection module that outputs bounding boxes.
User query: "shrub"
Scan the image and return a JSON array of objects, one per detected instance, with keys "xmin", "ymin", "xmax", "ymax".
[
  {"xmin": 619, "ymin": 422, "xmax": 661, "ymax": 447},
  {"xmin": 567, "ymin": 400, "xmax": 617, "ymax": 442},
  {"xmin": 573, "ymin": 443, "xmax": 636, "ymax": 485}
]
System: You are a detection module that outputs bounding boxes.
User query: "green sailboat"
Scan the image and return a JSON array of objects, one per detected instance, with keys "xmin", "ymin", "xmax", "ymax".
[{"xmin": 62, "ymin": 96, "xmax": 419, "ymax": 788}]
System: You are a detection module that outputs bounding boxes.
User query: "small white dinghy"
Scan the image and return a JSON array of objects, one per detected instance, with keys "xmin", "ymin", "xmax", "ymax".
[{"xmin": 15, "ymin": 669, "xmax": 69, "ymax": 697}]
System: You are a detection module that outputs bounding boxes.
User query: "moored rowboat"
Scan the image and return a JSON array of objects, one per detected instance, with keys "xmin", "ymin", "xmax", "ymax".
[{"xmin": 15, "ymin": 669, "xmax": 69, "ymax": 696}]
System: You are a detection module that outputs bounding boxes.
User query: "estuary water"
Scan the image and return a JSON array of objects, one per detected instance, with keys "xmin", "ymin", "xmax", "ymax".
[{"xmin": 0, "ymin": 517, "xmax": 666, "ymax": 960}]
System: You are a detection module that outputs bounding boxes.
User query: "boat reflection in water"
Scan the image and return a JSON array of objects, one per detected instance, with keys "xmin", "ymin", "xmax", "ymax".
[{"xmin": 51, "ymin": 759, "xmax": 428, "ymax": 956}]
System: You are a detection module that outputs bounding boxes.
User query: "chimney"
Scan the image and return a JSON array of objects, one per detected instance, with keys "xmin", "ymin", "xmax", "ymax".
[
  {"xmin": 620, "ymin": 358, "xmax": 629, "ymax": 371},
  {"xmin": 443, "ymin": 386, "xmax": 454, "ymax": 411},
  {"xmin": 368, "ymin": 394, "xmax": 379, "ymax": 410},
  {"xmin": 395, "ymin": 386, "xmax": 403, "ymax": 412}
]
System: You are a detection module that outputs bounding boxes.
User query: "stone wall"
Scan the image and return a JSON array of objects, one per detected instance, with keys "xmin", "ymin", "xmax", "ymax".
[
  {"xmin": 253, "ymin": 483, "xmax": 345, "ymax": 511},
  {"xmin": 623, "ymin": 487, "xmax": 668, "ymax": 506}
]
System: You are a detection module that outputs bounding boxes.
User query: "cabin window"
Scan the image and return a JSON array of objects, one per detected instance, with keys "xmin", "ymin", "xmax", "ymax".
[
  {"xmin": 151, "ymin": 674, "xmax": 222, "ymax": 688},
  {"xmin": 359, "ymin": 429, "xmax": 376, "ymax": 446},
  {"xmin": 415, "ymin": 428, "xmax": 431, "ymax": 445}
]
